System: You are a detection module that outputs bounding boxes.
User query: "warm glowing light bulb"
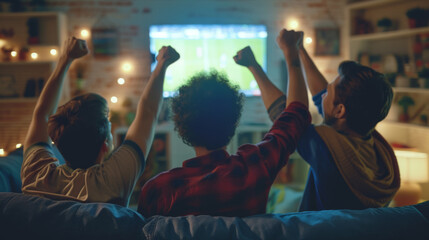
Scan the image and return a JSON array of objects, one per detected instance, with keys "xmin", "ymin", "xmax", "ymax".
[
  {"xmin": 11, "ymin": 51, "xmax": 17, "ymax": 57},
  {"xmin": 50, "ymin": 49, "xmax": 57, "ymax": 56},
  {"xmin": 0, "ymin": 149, "xmax": 5, "ymax": 156},
  {"xmin": 288, "ymin": 19, "xmax": 299, "ymax": 29},
  {"xmin": 31, "ymin": 52, "xmax": 38, "ymax": 59},
  {"xmin": 305, "ymin": 37, "xmax": 313, "ymax": 44},
  {"xmin": 117, "ymin": 77, "xmax": 125, "ymax": 85},
  {"xmin": 16, "ymin": 143, "xmax": 22, "ymax": 148},
  {"xmin": 122, "ymin": 62, "xmax": 132, "ymax": 72},
  {"xmin": 80, "ymin": 29, "xmax": 90, "ymax": 38},
  {"xmin": 111, "ymin": 96, "xmax": 118, "ymax": 103}
]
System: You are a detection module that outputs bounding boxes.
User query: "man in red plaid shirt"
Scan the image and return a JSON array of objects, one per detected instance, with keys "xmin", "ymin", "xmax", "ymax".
[{"xmin": 137, "ymin": 29, "xmax": 311, "ymax": 217}]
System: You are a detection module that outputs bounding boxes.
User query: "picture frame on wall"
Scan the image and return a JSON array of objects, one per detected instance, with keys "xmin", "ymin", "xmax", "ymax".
[{"xmin": 315, "ymin": 28, "xmax": 340, "ymax": 56}]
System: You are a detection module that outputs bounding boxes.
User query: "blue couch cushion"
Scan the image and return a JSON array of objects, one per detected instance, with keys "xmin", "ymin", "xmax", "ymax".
[
  {"xmin": 0, "ymin": 192, "xmax": 146, "ymax": 240},
  {"xmin": 0, "ymin": 148, "xmax": 23, "ymax": 192},
  {"xmin": 143, "ymin": 203, "xmax": 429, "ymax": 240},
  {"xmin": 1, "ymin": 192, "xmax": 428, "ymax": 240}
]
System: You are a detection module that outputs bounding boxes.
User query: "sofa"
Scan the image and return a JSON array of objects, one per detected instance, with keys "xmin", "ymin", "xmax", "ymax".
[{"xmin": 1, "ymin": 148, "xmax": 428, "ymax": 240}]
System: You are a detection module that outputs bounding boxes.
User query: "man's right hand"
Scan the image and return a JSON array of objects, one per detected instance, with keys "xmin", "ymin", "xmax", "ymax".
[
  {"xmin": 63, "ymin": 36, "xmax": 89, "ymax": 60},
  {"xmin": 276, "ymin": 29, "xmax": 303, "ymax": 55},
  {"xmin": 156, "ymin": 46, "xmax": 180, "ymax": 67},
  {"xmin": 233, "ymin": 46, "xmax": 258, "ymax": 68}
]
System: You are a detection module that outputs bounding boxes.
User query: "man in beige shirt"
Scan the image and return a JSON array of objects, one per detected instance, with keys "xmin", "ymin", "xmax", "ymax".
[{"xmin": 21, "ymin": 37, "xmax": 180, "ymax": 206}]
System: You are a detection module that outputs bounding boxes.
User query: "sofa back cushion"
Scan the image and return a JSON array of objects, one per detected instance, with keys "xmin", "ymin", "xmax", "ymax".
[
  {"xmin": 143, "ymin": 203, "xmax": 429, "ymax": 240},
  {"xmin": 0, "ymin": 192, "xmax": 145, "ymax": 240}
]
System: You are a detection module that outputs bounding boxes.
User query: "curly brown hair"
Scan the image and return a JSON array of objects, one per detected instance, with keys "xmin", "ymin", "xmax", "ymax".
[{"xmin": 171, "ymin": 70, "xmax": 244, "ymax": 150}]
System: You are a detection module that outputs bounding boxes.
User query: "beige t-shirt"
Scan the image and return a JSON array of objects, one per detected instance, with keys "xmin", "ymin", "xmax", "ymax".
[{"xmin": 21, "ymin": 141, "xmax": 144, "ymax": 207}]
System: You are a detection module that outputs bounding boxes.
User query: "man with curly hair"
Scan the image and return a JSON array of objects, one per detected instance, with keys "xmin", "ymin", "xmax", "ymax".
[{"xmin": 138, "ymin": 29, "xmax": 311, "ymax": 217}]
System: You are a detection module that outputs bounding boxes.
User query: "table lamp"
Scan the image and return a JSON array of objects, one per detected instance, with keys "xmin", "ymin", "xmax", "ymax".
[{"xmin": 393, "ymin": 150, "xmax": 429, "ymax": 207}]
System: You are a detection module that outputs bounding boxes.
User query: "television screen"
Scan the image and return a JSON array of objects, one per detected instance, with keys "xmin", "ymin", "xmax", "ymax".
[{"xmin": 149, "ymin": 25, "xmax": 267, "ymax": 96}]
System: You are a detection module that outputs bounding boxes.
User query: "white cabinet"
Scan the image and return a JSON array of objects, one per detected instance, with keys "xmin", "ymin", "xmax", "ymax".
[{"xmin": 0, "ymin": 12, "xmax": 67, "ymax": 153}]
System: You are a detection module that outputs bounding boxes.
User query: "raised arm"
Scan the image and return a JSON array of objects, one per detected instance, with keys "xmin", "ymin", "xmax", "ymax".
[
  {"xmin": 298, "ymin": 45, "xmax": 328, "ymax": 96},
  {"xmin": 233, "ymin": 46, "xmax": 284, "ymax": 110},
  {"xmin": 125, "ymin": 46, "xmax": 179, "ymax": 158},
  {"xmin": 276, "ymin": 29, "xmax": 308, "ymax": 107},
  {"xmin": 24, "ymin": 37, "xmax": 88, "ymax": 152}
]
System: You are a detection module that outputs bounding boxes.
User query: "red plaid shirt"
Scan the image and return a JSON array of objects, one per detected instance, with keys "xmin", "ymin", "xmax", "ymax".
[{"xmin": 138, "ymin": 102, "xmax": 311, "ymax": 217}]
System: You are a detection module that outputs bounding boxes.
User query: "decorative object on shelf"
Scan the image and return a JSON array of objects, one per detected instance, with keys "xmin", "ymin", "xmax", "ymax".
[
  {"xmin": 382, "ymin": 54, "xmax": 399, "ymax": 73},
  {"xmin": 418, "ymin": 68, "xmax": 429, "ymax": 88},
  {"xmin": 18, "ymin": 47, "xmax": 29, "ymax": 61},
  {"xmin": 353, "ymin": 17, "xmax": 372, "ymax": 35},
  {"xmin": 376, "ymin": 17, "xmax": 393, "ymax": 32},
  {"xmin": 91, "ymin": 15, "xmax": 119, "ymax": 59},
  {"xmin": 0, "ymin": 75, "xmax": 18, "ymax": 98},
  {"xmin": 23, "ymin": 78, "xmax": 36, "ymax": 97},
  {"xmin": 1, "ymin": 46, "xmax": 13, "ymax": 62},
  {"xmin": 369, "ymin": 54, "xmax": 382, "ymax": 73},
  {"xmin": 393, "ymin": 150, "xmax": 428, "ymax": 207},
  {"xmin": 27, "ymin": 17, "xmax": 40, "ymax": 45},
  {"xmin": 398, "ymin": 95, "xmax": 415, "ymax": 123},
  {"xmin": 315, "ymin": 28, "xmax": 340, "ymax": 56},
  {"xmin": 395, "ymin": 75, "xmax": 409, "ymax": 88},
  {"xmin": 406, "ymin": 7, "xmax": 428, "ymax": 28},
  {"xmin": 0, "ymin": 28, "xmax": 14, "ymax": 38}
]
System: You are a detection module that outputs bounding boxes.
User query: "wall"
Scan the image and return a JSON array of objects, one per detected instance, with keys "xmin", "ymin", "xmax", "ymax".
[{"xmin": 20, "ymin": 0, "xmax": 346, "ymax": 115}]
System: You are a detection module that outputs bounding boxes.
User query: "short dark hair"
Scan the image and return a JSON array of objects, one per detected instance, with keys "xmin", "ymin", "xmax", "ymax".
[
  {"xmin": 171, "ymin": 70, "xmax": 244, "ymax": 150},
  {"xmin": 335, "ymin": 61, "xmax": 393, "ymax": 136},
  {"xmin": 48, "ymin": 93, "xmax": 110, "ymax": 169}
]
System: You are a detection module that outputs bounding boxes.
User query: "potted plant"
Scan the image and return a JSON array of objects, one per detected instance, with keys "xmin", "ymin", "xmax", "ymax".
[
  {"xmin": 398, "ymin": 96, "xmax": 415, "ymax": 122},
  {"xmin": 406, "ymin": 7, "xmax": 427, "ymax": 28},
  {"xmin": 377, "ymin": 18, "xmax": 393, "ymax": 32}
]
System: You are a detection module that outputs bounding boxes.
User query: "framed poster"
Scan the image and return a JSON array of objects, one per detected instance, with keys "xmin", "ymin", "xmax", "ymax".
[
  {"xmin": 91, "ymin": 27, "xmax": 119, "ymax": 59},
  {"xmin": 315, "ymin": 28, "xmax": 340, "ymax": 56}
]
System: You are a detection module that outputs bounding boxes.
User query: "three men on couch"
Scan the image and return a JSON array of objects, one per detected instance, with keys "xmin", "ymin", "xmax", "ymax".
[{"xmin": 21, "ymin": 29, "xmax": 399, "ymax": 217}]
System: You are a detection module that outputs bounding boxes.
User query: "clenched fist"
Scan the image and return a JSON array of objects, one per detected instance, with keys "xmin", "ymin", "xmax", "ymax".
[
  {"xmin": 156, "ymin": 46, "xmax": 180, "ymax": 67},
  {"xmin": 233, "ymin": 46, "xmax": 258, "ymax": 68},
  {"xmin": 63, "ymin": 36, "xmax": 89, "ymax": 60},
  {"xmin": 276, "ymin": 29, "xmax": 303, "ymax": 55}
]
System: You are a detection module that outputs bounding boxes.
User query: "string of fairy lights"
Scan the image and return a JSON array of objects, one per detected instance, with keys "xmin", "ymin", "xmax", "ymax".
[{"xmin": 1, "ymin": 20, "xmax": 313, "ymax": 156}]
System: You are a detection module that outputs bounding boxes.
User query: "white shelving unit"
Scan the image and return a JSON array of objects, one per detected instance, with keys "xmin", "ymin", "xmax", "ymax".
[
  {"xmin": 346, "ymin": 0, "xmax": 429, "ymax": 131},
  {"xmin": 0, "ymin": 12, "xmax": 67, "ymax": 153}
]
